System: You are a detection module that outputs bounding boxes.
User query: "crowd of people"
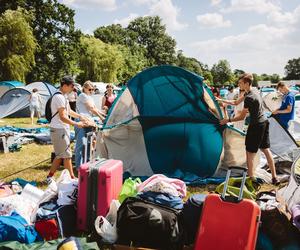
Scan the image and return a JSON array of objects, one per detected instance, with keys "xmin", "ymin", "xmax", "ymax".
[{"xmin": 43, "ymin": 73, "xmax": 296, "ymax": 185}]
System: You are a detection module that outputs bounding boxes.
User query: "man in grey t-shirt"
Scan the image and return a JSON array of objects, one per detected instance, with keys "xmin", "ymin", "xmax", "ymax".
[{"xmin": 219, "ymin": 73, "xmax": 279, "ymax": 185}]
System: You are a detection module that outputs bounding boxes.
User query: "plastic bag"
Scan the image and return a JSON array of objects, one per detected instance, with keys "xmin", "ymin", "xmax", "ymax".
[
  {"xmin": 56, "ymin": 170, "xmax": 78, "ymax": 206},
  {"xmin": 118, "ymin": 177, "xmax": 141, "ymax": 203},
  {"xmin": 94, "ymin": 200, "xmax": 120, "ymax": 243}
]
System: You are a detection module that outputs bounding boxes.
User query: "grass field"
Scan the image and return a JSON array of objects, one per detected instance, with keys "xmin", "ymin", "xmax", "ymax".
[{"xmin": 0, "ymin": 117, "xmax": 64, "ymax": 187}]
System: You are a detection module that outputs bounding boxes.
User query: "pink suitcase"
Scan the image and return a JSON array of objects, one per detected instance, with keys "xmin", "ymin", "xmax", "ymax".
[
  {"xmin": 76, "ymin": 133, "xmax": 123, "ymax": 231},
  {"xmin": 77, "ymin": 158, "xmax": 123, "ymax": 231}
]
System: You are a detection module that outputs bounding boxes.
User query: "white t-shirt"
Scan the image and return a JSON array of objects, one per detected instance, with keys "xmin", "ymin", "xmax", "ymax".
[
  {"xmin": 50, "ymin": 92, "xmax": 70, "ymax": 129},
  {"xmin": 30, "ymin": 92, "xmax": 41, "ymax": 106},
  {"xmin": 76, "ymin": 93, "xmax": 94, "ymax": 118},
  {"xmin": 227, "ymin": 90, "xmax": 237, "ymax": 100}
]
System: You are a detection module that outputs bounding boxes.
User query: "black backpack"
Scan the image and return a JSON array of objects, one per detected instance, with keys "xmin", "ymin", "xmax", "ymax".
[{"xmin": 45, "ymin": 92, "xmax": 62, "ymax": 122}]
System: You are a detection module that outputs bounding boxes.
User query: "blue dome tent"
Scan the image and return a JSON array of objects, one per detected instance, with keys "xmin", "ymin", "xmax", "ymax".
[{"xmin": 0, "ymin": 81, "xmax": 24, "ymax": 98}]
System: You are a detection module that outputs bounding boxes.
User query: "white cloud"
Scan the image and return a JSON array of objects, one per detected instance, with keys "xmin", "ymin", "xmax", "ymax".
[
  {"xmin": 148, "ymin": 0, "xmax": 188, "ymax": 31},
  {"xmin": 196, "ymin": 13, "xmax": 231, "ymax": 28},
  {"xmin": 211, "ymin": 0, "xmax": 222, "ymax": 6},
  {"xmin": 222, "ymin": 0, "xmax": 280, "ymax": 14},
  {"xmin": 267, "ymin": 5, "xmax": 300, "ymax": 27},
  {"xmin": 61, "ymin": 0, "xmax": 117, "ymax": 11},
  {"xmin": 191, "ymin": 21, "xmax": 300, "ymax": 75},
  {"xmin": 114, "ymin": 13, "xmax": 139, "ymax": 27}
]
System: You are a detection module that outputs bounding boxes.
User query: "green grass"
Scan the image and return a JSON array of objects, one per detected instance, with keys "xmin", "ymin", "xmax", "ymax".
[{"xmin": 0, "ymin": 117, "xmax": 64, "ymax": 188}]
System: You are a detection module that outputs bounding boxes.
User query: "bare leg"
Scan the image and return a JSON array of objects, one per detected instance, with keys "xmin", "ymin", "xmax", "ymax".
[
  {"xmin": 30, "ymin": 110, "xmax": 34, "ymax": 125},
  {"xmin": 246, "ymin": 151, "xmax": 256, "ymax": 177},
  {"xmin": 49, "ymin": 157, "xmax": 62, "ymax": 175},
  {"xmin": 261, "ymin": 148, "xmax": 277, "ymax": 179},
  {"xmin": 63, "ymin": 158, "xmax": 75, "ymax": 178}
]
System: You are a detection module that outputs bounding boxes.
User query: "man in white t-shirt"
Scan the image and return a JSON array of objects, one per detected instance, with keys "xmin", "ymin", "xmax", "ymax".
[{"xmin": 47, "ymin": 76, "xmax": 88, "ymax": 184}]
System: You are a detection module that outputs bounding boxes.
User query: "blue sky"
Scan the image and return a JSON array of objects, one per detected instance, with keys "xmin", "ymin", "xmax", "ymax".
[{"xmin": 60, "ymin": 0, "xmax": 300, "ymax": 76}]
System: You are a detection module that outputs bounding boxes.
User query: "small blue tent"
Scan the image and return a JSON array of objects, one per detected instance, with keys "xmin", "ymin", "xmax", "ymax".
[
  {"xmin": 0, "ymin": 82, "xmax": 56, "ymax": 118},
  {"xmin": 0, "ymin": 81, "xmax": 24, "ymax": 98}
]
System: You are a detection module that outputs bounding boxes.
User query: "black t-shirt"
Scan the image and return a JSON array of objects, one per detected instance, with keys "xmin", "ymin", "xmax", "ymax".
[{"xmin": 244, "ymin": 90, "xmax": 266, "ymax": 125}]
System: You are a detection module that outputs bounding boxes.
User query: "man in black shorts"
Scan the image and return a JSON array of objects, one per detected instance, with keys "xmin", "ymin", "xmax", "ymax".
[{"xmin": 220, "ymin": 73, "xmax": 279, "ymax": 185}]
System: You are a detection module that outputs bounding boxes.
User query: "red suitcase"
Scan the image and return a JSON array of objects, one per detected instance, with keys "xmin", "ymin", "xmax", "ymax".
[
  {"xmin": 76, "ymin": 132, "xmax": 123, "ymax": 232},
  {"xmin": 194, "ymin": 167, "xmax": 261, "ymax": 250}
]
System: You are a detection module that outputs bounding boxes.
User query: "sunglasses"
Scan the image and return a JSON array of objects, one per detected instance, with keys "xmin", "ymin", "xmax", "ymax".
[{"xmin": 88, "ymin": 88, "xmax": 94, "ymax": 91}]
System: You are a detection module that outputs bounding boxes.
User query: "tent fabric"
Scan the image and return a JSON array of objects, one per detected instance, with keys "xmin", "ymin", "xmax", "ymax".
[
  {"xmin": 279, "ymin": 152, "xmax": 300, "ymax": 212},
  {"xmin": 100, "ymin": 65, "xmax": 230, "ymax": 178},
  {"xmin": 268, "ymin": 117, "xmax": 299, "ymax": 161},
  {"xmin": 0, "ymin": 82, "xmax": 56, "ymax": 119},
  {"xmin": 97, "ymin": 65, "xmax": 299, "ymax": 180},
  {"xmin": 0, "ymin": 81, "xmax": 24, "ymax": 98}
]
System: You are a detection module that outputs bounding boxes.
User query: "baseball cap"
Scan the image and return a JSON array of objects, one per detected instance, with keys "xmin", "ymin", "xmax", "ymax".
[{"xmin": 61, "ymin": 75, "xmax": 75, "ymax": 85}]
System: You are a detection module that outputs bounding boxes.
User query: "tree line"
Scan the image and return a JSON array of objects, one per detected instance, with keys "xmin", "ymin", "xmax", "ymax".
[{"xmin": 0, "ymin": 0, "xmax": 299, "ymax": 86}]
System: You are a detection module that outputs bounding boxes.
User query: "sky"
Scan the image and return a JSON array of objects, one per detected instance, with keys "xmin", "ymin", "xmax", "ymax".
[{"xmin": 59, "ymin": 0, "xmax": 300, "ymax": 76}]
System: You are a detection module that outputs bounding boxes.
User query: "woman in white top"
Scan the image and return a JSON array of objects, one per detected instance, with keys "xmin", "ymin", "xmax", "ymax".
[
  {"xmin": 75, "ymin": 81, "xmax": 106, "ymax": 168},
  {"xmin": 29, "ymin": 88, "xmax": 42, "ymax": 125}
]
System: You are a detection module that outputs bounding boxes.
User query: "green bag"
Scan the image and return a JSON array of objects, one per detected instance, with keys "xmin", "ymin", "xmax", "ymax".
[
  {"xmin": 118, "ymin": 177, "xmax": 142, "ymax": 203},
  {"xmin": 215, "ymin": 177, "xmax": 260, "ymax": 200}
]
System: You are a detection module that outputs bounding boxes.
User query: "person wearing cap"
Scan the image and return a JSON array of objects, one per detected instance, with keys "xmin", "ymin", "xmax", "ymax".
[
  {"xmin": 219, "ymin": 73, "xmax": 279, "ymax": 185},
  {"xmin": 272, "ymin": 81, "xmax": 295, "ymax": 129},
  {"xmin": 47, "ymin": 75, "xmax": 89, "ymax": 184}
]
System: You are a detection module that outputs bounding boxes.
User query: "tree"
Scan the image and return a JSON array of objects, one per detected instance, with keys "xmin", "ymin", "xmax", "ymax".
[
  {"xmin": 176, "ymin": 50, "xmax": 203, "ymax": 75},
  {"xmin": 127, "ymin": 16, "xmax": 177, "ymax": 65},
  {"xmin": 252, "ymin": 73, "xmax": 260, "ymax": 87},
  {"xmin": 233, "ymin": 69, "xmax": 245, "ymax": 77},
  {"xmin": 0, "ymin": 0, "xmax": 81, "ymax": 83},
  {"xmin": 117, "ymin": 45, "xmax": 147, "ymax": 82},
  {"xmin": 202, "ymin": 71, "xmax": 213, "ymax": 86},
  {"xmin": 78, "ymin": 36, "xmax": 124, "ymax": 83},
  {"xmin": 94, "ymin": 24, "xmax": 128, "ymax": 45},
  {"xmin": 270, "ymin": 73, "xmax": 280, "ymax": 83},
  {"xmin": 211, "ymin": 59, "xmax": 233, "ymax": 85},
  {"xmin": 284, "ymin": 58, "xmax": 300, "ymax": 80},
  {"xmin": 260, "ymin": 73, "xmax": 271, "ymax": 81},
  {"xmin": 0, "ymin": 8, "xmax": 37, "ymax": 82}
]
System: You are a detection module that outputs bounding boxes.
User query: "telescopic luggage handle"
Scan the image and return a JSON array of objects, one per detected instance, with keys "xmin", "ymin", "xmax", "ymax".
[
  {"xmin": 221, "ymin": 166, "xmax": 247, "ymax": 202},
  {"xmin": 83, "ymin": 131, "xmax": 97, "ymax": 164}
]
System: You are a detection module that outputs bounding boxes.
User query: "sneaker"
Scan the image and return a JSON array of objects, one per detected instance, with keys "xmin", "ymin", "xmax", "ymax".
[
  {"xmin": 45, "ymin": 176, "xmax": 54, "ymax": 185},
  {"xmin": 272, "ymin": 177, "xmax": 280, "ymax": 186}
]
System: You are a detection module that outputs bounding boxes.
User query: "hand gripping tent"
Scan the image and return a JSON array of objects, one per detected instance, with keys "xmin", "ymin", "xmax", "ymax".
[
  {"xmin": 97, "ymin": 65, "xmax": 252, "ymax": 179},
  {"xmin": 0, "ymin": 81, "xmax": 56, "ymax": 119}
]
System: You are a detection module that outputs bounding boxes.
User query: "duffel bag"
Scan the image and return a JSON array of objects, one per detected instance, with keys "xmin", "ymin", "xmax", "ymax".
[{"xmin": 117, "ymin": 196, "xmax": 183, "ymax": 250}]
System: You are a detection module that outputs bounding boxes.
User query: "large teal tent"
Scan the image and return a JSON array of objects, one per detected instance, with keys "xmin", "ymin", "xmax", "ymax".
[{"xmin": 97, "ymin": 65, "xmax": 248, "ymax": 179}]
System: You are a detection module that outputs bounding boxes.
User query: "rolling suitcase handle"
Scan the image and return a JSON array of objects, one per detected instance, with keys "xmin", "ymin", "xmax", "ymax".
[
  {"xmin": 221, "ymin": 166, "xmax": 247, "ymax": 202},
  {"xmin": 83, "ymin": 132, "xmax": 97, "ymax": 164}
]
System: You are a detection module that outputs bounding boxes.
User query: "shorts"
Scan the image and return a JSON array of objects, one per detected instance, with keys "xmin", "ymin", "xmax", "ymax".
[
  {"xmin": 50, "ymin": 128, "xmax": 72, "ymax": 159},
  {"xmin": 245, "ymin": 120, "xmax": 270, "ymax": 153},
  {"xmin": 30, "ymin": 104, "xmax": 40, "ymax": 113}
]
